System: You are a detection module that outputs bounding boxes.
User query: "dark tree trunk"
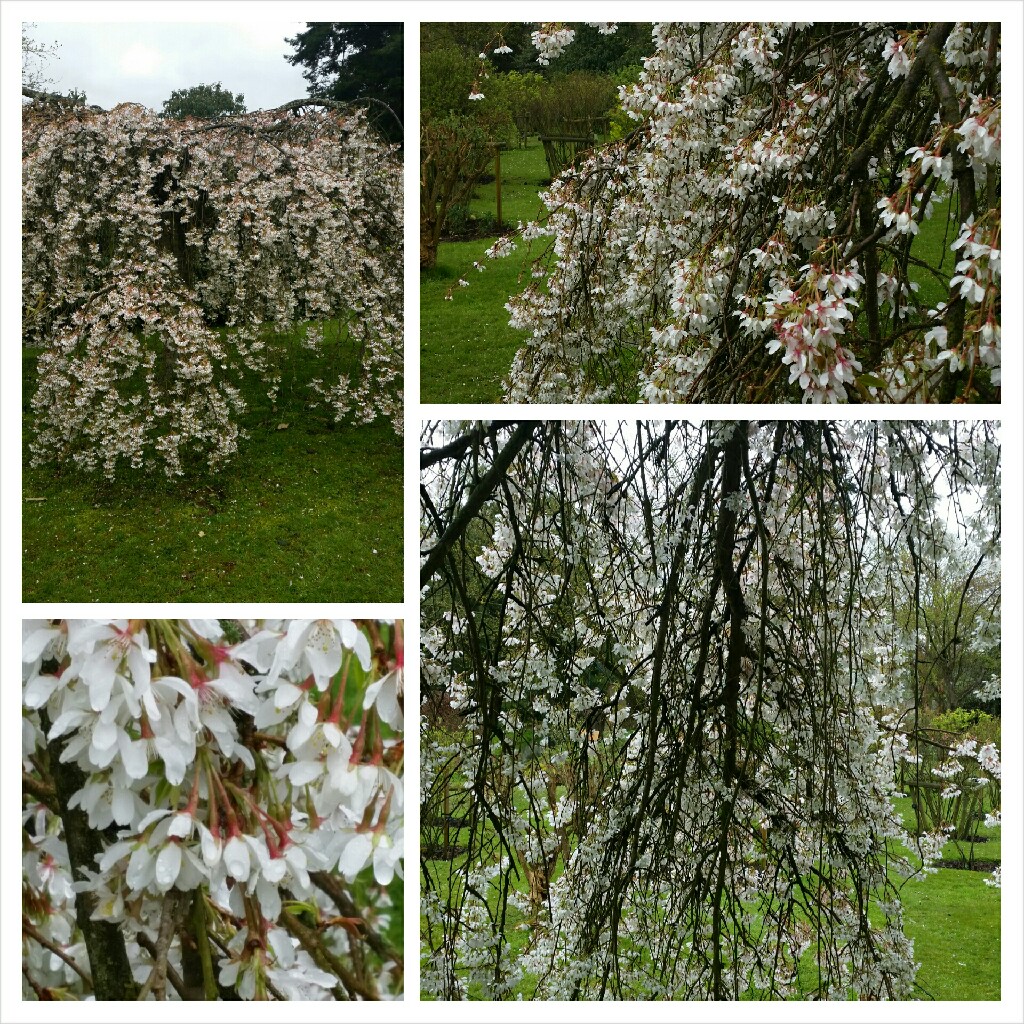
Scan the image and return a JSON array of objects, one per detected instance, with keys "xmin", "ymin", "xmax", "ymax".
[{"xmin": 40, "ymin": 710, "xmax": 139, "ymax": 1000}]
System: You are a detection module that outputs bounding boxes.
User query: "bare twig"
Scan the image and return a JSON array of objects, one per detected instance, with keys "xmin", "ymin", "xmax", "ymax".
[
  {"xmin": 22, "ymin": 964, "xmax": 50, "ymax": 1000},
  {"xmin": 137, "ymin": 892, "xmax": 186, "ymax": 1000},
  {"xmin": 310, "ymin": 870, "xmax": 403, "ymax": 972},
  {"xmin": 420, "ymin": 422, "xmax": 538, "ymax": 587},
  {"xmin": 22, "ymin": 772, "xmax": 57, "ymax": 807},
  {"xmin": 136, "ymin": 931, "xmax": 188, "ymax": 1000},
  {"xmin": 280, "ymin": 908, "xmax": 378, "ymax": 1000},
  {"xmin": 22, "ymin": 917, "xmax": 92, "ymax": 987}
]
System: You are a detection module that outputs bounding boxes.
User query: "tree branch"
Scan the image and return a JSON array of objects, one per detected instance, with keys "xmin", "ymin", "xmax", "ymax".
[
  {"xmin": 40, "ymin": 709, "xmax": 139, "ymax": 1000},
  {"xmin": 420, "ymin": 421, "xmax": 538, "ymax": 587},
  {"xmin": 136, "ymin": 930, "xmax": 189, "ymax": 1000},
  {"xmin": 310, "ymin": 870, "xmax": 404, "ymax": 970},
  {"xmin": 844, "ymin": 24, "xmax": 954, "ymax": 185},
  {"xmin": 279, "ymin": 908, "xmax": 377, "ymax": 1000},
  {"xmin": 22, "ymin": 917, "xmax": 92, "ymax": 987},
  {"xmin": 137, "ymin": 891, "xmax": 186, "ymax": 1000}
]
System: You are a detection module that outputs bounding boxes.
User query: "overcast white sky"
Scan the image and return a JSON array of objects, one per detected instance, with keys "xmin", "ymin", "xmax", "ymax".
[{"xmin": 26, "ymin": 21, "xmax": 311, "ymax": 111}]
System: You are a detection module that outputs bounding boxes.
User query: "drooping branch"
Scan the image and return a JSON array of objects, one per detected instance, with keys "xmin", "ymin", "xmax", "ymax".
[
  {"xmin": 420, "ymin": 421, "xmax": 538, "ymax": 587},
  {"xmin": 421, "ymin": 419, "xmax": 999, "ymax": 1000},
  {"xmin": 844, "ymin": 23, "xmax": 954, "ymax": 184},
  {"xmin": 22, "ymin": 918, "xmax": 92, "ymax": 987},
  {"xmin": 310, "ymin": 870, "xmax": 404, "ymax": 971}
]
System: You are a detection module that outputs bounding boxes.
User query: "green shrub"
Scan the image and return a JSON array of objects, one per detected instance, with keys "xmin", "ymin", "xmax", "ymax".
[
  {"xmin": 441, "ymin": 203, "xmax": 501, "ymax": 240},
  {"xmin": 906, "ymin": 708, "xmax": 1001, "ymax": 854},
  {"xmin": 929, "ymin": 707, "xmax": 1001, "ymax": 749}
]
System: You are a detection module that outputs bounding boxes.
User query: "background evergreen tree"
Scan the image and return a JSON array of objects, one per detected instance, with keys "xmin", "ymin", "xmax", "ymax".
[
  {"xmin": 287, "ymin": 23, "xmax": 403, "ymax": 140},
  {"xmin": 161, "ymin": 82, "xmax": 245, "ymax": 119}
]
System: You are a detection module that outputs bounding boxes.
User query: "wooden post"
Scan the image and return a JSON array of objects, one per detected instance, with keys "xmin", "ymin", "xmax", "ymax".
[{"xmin": 494, "ymin": 146, "xmax": 502, "ymax": 230}]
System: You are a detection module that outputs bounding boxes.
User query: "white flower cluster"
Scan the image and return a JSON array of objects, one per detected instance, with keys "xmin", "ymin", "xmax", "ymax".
[
  {"xmin": 950, "ymin": 214, "xmax": 1000, "ymax": 305},
  {"xmin": 23, "ymin": 103, "xmax": 403, "ymax": 480},
  {"xmin": 928, "ymin": 213, "xmax": 1001, "ymax": 381},
  {"xmin": 764, "ymin": 263, "xmax": 863, "ymax": 402},
  {"xmin": 501, "ymin": 22, "xmax": 1000, "ymax": 404},
  {"xmin": 883, "ymin": 37, "xmax": 912, "ymax": 79},
  {"xmin": 485, "ymin": 235, "xmax": 517, "ymax": 259},
  {"xmin": 531, "ymin": 24, "xmax": 576, "ymax": 65},
  {"xmin": 877, "ymin": 193, "xmax": 921, "ymax": 236},
  {"xmin": 957, "ymin": 94, "xmax": 1000, "ymax": 165},
  {"xmin": 927, "ymin": 737, "xmax": 1001, "ymax": 824},
  {"xmin": 905, "ymin": 145, "xmax": 953, "ymax": 184},
  {"xmin": 22, "ymin": 618, "xmax": 404, "ymax": 1001}
]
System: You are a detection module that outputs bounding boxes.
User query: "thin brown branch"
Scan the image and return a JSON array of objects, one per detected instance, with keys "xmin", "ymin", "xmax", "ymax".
[
  {"xmin": 23, "ymin": 964, "xmax": 50, "ymax": 1001},
  {"xmin": 310, "ymin": 870, "xmax": 404, "ymax": 969},
  {"xmin": 279, "ymin": 908, "xmax": 378, "ymax": 1000},
  {"xmin": 22, "ymin": 917, "xmax": 92, "ymax": 987},
  {"xmin": 22, "ymin": 772, "xmax": 57, "ymax": 808},
  {"xmin": 137, "ymin": 892, "xmax": 186, "ymax": 1000},
  {"xmin": 136, "ymin": 931, "xmax": 189, "ymax": 1000},
  {"xmin": 420, "ymin": 422, "xmax": 538, "ymax": 587}
]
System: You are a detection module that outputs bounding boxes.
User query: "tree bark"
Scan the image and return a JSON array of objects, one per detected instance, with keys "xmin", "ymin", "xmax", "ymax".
[{"xmin": 40, "ymin": 710, "xmax": 139, "ymax": 1000}]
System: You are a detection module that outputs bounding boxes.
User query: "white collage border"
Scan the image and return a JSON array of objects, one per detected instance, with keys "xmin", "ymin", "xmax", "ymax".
[{"xmin": 1, "ymin": 3, "xmax": 1021, "ymax": 1021}]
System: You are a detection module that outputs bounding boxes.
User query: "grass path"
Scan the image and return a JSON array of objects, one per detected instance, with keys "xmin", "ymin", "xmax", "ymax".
[{"xmin": 421, "ymin": 142, "xmax": 550, "ymax": 404}]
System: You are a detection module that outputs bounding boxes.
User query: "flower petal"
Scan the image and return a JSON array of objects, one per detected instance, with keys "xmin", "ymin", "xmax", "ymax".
[
  {"xmin": 287, "ymin": 759, "xmax": 324, "ymax": 786},
  {"xmin": 118, "ymin": 733, "xmax": 149, "ymax": 779},
  {"xmin": 338, "ymin": 833, "xmax": 372, "ymax": 880},
  {"xmin": 274, "ymin": 682, "xmax": 303, "ymax": 710},
  {"xmin": 23, "ymin": 673, "xmax": 59, "ymax": 709},
  {"xmin": 155, "ymin": 842, "xmax": 182, "ymax": 892},
  {"xmin": 111, "ymin": 787, "xmax": 136, "ymax": 826},
  {"xmin": 224, "ymin": 835, "xmax": 251, "ymax": 881}
]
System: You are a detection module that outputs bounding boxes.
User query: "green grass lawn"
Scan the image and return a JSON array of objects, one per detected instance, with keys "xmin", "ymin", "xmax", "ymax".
[
  {"xmin": 907, "ymin": 190, "xmax": 959, "ymax": 312},
  {"xmin": 421, "ymin": 240, "xmax": 533, "ymax": 403},
  {"xmin": 22, "ymin": 340, "xmax": 403, "ymax": 603},
  {"xmin": 466, "ymin": 143, "xmax": 552, "ymax": 228},
  {"xmin": 420, "ymin": 141, "xmax": 967, "ymax": 404},
  {"xmin": 890, "ymin": 793, "xmax": 1001, "ymax": 999},
  {"xmin": 900, "ymin": 866, "xmax": 1000, "ymax": 1000},
  {"xmin": 421, "ymin": 142, "xmax": 550, "ymax": 404}
]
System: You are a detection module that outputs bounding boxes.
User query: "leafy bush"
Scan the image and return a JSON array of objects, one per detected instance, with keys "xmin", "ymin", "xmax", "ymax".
[
  {"xmin": 906, "ymin": 709, "xmax": 1001, "ymax": 852},
  {"xmin": 441, "ymin": 203, "xmax": 501, "ymax": 240},
  {"xmin": 931, "ymin": 707, "xmax": 999, "ymax": 743},
  {"xmin": 527, "ymin": 72, "xmax": 618, "ymax": 139}
]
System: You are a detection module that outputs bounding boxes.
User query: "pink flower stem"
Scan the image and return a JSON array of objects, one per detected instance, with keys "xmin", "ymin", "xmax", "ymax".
[{"xmin": 326, "ymin": 652, "xmax": 351, "ymax": 726}]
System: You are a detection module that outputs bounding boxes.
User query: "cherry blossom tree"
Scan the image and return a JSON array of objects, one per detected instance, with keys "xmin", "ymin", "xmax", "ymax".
[
  {"xmin": 23, "ymin": 96, "xmax": 402, "ymax": 480},
  {"xmin": 479, "ymin": 22, "xmax": 1000, "ymax": 403},
  {"xmin": 420, "ymin": 420, "xmax": 1000, "ymax": 999},
  {"xmin": 22, "ymin": 618, "xmax": 404, "ymax": 1000}
]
